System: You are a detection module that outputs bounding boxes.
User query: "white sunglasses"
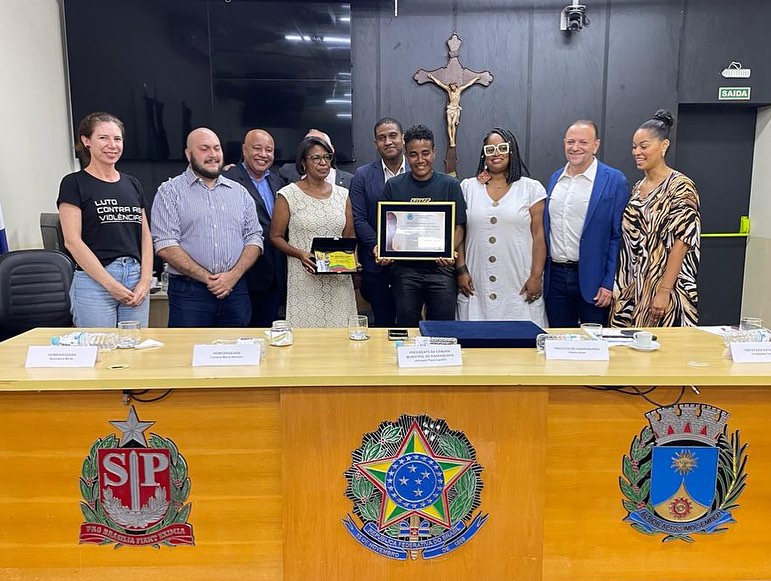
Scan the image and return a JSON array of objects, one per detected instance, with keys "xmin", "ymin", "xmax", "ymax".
[{"xmin": 483, "ymin": 142, "xmax": 510, "ymax": 156}]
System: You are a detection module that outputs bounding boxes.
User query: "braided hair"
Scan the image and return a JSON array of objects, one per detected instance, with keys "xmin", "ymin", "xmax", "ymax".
[{"xmin": 475, "ymin": 127, "xmax": 529, "ymax": 184}]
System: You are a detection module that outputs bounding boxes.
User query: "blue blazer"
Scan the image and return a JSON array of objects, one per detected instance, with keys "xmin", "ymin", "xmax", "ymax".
[
  {"xmin": 543, "ymin": 160, "xmax": 629, "ymax": 303},
  {"xmin": 222, "ymin": 163, "xmax": 287, "ymax": 293},
  {"xmin": 350, "ymin": 159, "xmax": 388, "ymax": 274}
]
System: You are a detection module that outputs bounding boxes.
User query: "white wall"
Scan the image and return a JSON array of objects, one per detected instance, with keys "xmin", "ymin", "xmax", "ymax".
[
  {"xmin": 742, "ymin": 106, "xmax": 771, "ymax": 322},
  {"xmin": 0, "ymin": 0, "xmax": 74, "ymax": 250}
]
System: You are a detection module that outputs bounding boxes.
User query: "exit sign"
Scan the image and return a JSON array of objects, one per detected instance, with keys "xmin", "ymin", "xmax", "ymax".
[{"xmin": 719, "ymin": 87, "xmax": 751, "ymax": 100}]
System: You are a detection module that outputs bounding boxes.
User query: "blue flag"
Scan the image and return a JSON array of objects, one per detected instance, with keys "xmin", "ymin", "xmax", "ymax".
[{"xmin": 0, "ymin": 200, "xmax": 8, "ymax": 254}]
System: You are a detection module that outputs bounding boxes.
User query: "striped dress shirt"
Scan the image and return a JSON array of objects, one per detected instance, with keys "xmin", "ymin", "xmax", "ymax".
[{"xmin": 151, "ymin": 167, "xmax": 263, "ymax": 275}]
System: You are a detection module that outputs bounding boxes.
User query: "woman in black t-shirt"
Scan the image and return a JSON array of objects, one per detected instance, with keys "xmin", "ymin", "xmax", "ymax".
[{"xmin": 57, "ymin": 112, "xmax": 153, "ymax": 328}]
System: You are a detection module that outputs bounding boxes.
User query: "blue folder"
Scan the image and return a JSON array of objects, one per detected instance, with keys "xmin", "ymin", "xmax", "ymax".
[{"xmin": 418, "ymin": 320, "xmax": 545, "ymax": 348}]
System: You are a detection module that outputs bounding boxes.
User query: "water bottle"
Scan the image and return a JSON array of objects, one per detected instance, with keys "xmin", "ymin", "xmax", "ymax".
[
  {"xmin": 536, "ymin": 333, "xmax": 586, "ymax": 352},
  {"xmin": 51, "ymin": 331, "xmax": 118, "ymax": 351},
  {"xmin": 722, "ymin": 328, "xmax": 771, "ymax": 346},
  {"xmin": 160, "ymin": 263, "xmax": 169, "ymax": 292}
]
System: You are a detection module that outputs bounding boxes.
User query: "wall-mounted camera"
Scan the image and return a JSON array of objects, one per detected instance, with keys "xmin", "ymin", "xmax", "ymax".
[{"xmin": 560, "ymin": 2, "xmax": 589, "ymax": 32}]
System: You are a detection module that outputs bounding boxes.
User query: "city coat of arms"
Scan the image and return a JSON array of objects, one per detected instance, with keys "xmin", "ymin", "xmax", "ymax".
[
  {"xmin": 620, "ymin": 403, "xmax": 748, "ymax": 542},
  {"xmin": 344, "ymin": 414, "xmax": 487, "ymax": 560},
  {"xmin": 78, "ymin": 406, "xmax": 194, "ymax": 547}
]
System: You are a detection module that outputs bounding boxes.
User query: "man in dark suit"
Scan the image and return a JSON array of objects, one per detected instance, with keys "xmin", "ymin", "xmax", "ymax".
[
  {"xmin": 350, "ymin": 117, "xmax": 406, "ymax": 327},
  {"xmin": 223, "ymin": 129, "xmax": 286, "ymax": 327},
  {"xmin": 279, "ymin": 129, "xmax": 353, "ymax": 190},
  {"xmin": 543, "ymin": 119, "xmax": 629, "ymax": 327}
]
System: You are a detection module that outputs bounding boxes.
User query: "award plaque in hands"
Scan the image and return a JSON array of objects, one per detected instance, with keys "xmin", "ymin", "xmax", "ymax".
[
  {"xmin": 377, "ymin": 201, "xmax": 455, "ymax": 260},
  {"xmin": 310, "ymin": 237, "xmax": 359, "ymax": 274}
]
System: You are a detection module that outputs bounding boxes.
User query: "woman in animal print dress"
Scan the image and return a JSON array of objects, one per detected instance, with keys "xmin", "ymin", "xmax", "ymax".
[{"xmin": 611, "ymin": 110, "xmax": 700, "ymax": 327}]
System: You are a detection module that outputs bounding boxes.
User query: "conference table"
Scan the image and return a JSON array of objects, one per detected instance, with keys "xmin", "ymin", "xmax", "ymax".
[{"xmin": 1, "ymin": 327, "xmax": 770, "ymax": 580}]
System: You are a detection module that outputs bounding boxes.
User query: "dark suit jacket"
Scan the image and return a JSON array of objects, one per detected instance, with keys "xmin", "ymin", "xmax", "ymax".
[
  {"xmin": 350, "ymin": 159, "xmax": 388, "ymax": 274},
  {"xmin": 223, "ymin": 163, "xmax": 287, "ymax": 293},
  {"xmin": 279, "ymin": 163, "xmax": 354, "ymax": 190},
  {"xmin": 543, "ymin": 160, "xmax": 629, "ymax": 303}
]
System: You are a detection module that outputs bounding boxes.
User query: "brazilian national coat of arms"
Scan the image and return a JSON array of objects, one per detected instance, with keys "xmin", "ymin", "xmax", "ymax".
[
  {"xmin": 343, "ymin": 414, "xmax": 487, "ymax": 560},
  {"xmin": 78, "ymin": 406, "xmax": 194, "ymax": 547},
  {"xmin": 620, "ymin": 403, "xmax": 748, "ymax": 542}
]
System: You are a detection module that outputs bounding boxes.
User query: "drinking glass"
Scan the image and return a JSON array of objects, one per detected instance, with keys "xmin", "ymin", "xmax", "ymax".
[
  {"xmin": 348, "ymin": 315, "xmax": 369, "ymax": 341},
  {"xmin": 580, "ymin": 323, "xmax": 603, "ymax": 339},
  {"xmin": 117, "ymin": 320, "xmax": 141, "ymax": 348}
]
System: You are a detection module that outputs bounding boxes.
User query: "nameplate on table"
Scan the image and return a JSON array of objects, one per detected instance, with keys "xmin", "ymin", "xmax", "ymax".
[
  {"xmin": 192, "ymin": 344, "xmax": 261, "ymax": 367},
  {"xmin": 545, "ymin": 340, "xmax": 609, "ymax": 361},
  {"xmin": 397, "ymin": 345, "xmax": 463, "ymax": 368},
  {"xmin": 730, "ymin": 342, "xmax": 771, "ymax": 363},
  {"xmin": 25, "ymin": 346, "xmax": 98, "ymax": 368}
]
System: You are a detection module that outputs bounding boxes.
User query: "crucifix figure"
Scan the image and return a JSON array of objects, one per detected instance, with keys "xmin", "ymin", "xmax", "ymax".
[
  {"xmin": 425, "ymin": 72, "xmax": 480, "ymax": 148},
  {"xmin": 414, "ymin": 33, "xmax": 494, "ymax": 172}
]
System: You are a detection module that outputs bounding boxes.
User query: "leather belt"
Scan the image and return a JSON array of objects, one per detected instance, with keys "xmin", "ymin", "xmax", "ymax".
[{"xmin": 550, "ymin": 260, "xmax": 579, "ymax": 270}]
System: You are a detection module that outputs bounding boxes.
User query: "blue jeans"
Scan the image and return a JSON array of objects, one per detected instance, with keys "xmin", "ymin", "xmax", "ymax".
[
  {"xmin": 168, "ymin": 275, "xmax": 251, "ymax": 327},
  {"xmin": 544, "ymin": 263, "xmax": 608, "ymax": 328},
  {"xmin": 70, "ymin": 257, "xmax": 149, "ymax": 327}
]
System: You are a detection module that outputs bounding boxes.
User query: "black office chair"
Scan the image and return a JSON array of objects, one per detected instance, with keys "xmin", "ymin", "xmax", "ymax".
[
  {"xmin": 0, "ymin": 249, "xmax": 75, "ymax": 341},
  {"xmin": 40, "ymin": 212, "xmax": 74, "ymax": 261}
]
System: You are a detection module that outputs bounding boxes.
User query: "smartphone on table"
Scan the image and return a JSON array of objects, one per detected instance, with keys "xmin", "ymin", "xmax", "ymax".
[{"xmin": 387, "ymin": 329, "xmax": 409, "ymax": 341}]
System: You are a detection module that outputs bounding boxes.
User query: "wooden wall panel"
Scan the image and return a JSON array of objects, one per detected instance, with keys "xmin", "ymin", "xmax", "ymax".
[
  {"xmin": 0, "ymin": 389, "xmax": 282, "ymax": 581},
  {"xmin": 543, "ymin": 386, "xmax": 771, "ymax": 581},
  {"xmin": 281, "ymin": 385, "xmax": 549, "ymax": 580}
]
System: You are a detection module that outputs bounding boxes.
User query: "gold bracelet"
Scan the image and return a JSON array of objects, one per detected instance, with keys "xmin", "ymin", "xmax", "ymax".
[{"xmin": 660, "ymin": 285, "xmax": 672, "ymax": 292}]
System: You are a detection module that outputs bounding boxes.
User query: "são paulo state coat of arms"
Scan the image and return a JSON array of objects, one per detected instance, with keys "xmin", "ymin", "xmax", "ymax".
[
  {"xmin": 78, "ymin": 406, "xmax": 194, "ymax": 547},
  {"xmin": 344, "ymin": 414, "xmax": 487, "ymax": 560},
  {"xmin": 620, "ymin": 403, "xmax": 748, "ymax": 542}
]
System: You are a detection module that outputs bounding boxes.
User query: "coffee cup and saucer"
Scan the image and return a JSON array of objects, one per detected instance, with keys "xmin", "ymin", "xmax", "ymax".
[{"xmin": 629, "ymin": 331, "xmax": 660, "ymax": 352}]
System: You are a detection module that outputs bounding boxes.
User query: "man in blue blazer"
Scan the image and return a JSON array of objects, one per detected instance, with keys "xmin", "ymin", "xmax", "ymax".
[
  {"xmin": 349, "ymin": 118, "xmax": 406, "ymax": 327},
  {"xmin": 223, "ymin": 129, "xmax": 287, "ymax": 327},
  {"xmin": 543, "ymin": 120, "xmax": 629, "ymax": 327}
]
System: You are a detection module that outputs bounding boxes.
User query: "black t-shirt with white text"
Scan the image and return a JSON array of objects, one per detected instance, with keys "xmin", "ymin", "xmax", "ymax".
[{"xmin": 57, "ymin": 171, "xmax": 144, "ymax": 266}]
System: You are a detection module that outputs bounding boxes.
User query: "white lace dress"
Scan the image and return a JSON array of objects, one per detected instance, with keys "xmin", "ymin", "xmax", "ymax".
[{"xmin": 278, "ymin": 183, "xmax": 357, "ymax": 327}]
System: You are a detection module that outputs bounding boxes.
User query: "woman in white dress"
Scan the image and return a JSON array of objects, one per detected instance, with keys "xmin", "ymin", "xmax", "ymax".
[
  {"xmin": 269, "ymin": 136, "xmax": 357, "ymax": 327},
  {"xmin": 456, "ymin": 128, "xmax": 548, "ymax": 326}
]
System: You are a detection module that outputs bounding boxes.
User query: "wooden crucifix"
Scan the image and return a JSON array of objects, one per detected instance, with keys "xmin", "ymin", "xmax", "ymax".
[{"xmin": 414, "ymin": 33, "xmax": 494, "ymax": 174}]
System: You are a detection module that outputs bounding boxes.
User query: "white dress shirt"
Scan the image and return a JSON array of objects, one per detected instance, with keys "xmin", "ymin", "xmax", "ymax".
[
  {"xmin": 382, "ymin": 156, "xmax": 406, "ymax": 182},
  {"xmin": 548, "ymin": 157, "xmax": 598, "ymax": 262}
]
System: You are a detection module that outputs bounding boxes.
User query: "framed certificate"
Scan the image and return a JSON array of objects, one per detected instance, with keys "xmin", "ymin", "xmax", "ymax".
[{"xmin": 377, "ymin": 202, "xmax": 455, "ymax": 260}]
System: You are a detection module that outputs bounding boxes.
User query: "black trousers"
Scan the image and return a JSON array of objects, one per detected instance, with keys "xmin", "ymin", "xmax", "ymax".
[
  {"xmin": 390, "ymin": 263, "xmax": 457, "ymax": 327},
  {"xmin": 360, "ymin": 271, "xmax": 396, "ymax": 328}
]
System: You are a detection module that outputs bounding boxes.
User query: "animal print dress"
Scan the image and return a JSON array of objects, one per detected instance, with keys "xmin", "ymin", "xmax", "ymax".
[{"xmin": 610, "ymin": 172, "xmax": 700, "ymax": 327}]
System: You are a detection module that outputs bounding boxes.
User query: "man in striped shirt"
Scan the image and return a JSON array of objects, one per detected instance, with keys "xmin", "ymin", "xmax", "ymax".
[{"xmin": 151, "ymin": 128, "xmax": 263, "ymax": 327}]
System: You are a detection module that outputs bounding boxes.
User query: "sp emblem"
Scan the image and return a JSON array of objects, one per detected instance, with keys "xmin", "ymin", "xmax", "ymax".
[
  {"xmin": 343, "ymin": 414, "xmax": 487, "ymax": 560},
  {"xmin": 78, "ymin": 406, "xmax": 194, "ymax": 547},
  {"xmin": 620, "ymin": 403, "xmax": 748, "ymax": 542}
]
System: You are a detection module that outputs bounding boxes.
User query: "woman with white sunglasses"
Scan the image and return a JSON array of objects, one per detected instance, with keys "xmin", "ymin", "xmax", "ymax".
[{"xmin": 455, "ymin": 128, "xmax": 547, "ymax": 325}]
